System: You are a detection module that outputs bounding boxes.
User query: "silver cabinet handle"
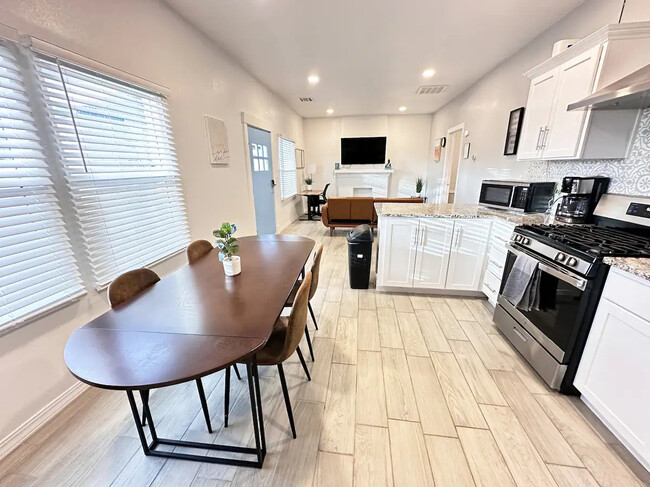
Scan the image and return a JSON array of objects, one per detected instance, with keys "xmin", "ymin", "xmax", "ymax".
[
  {"xmin": 541, "ymin": 125, "xmax": 550, "ymax": 149},
  {"xmin": 535, "ymin": 127, "xmax": 544, "ymax": 150},
  {"xmin": 512, "ymin": 327, "xmax": 529, "ymax": 343},
  {"xmin": 489, "ymin": 259, "xmax": 503, "ymax": 269},
  {"xmin": 455, "ymin": 227, "xmax": 463, "ymax": 249},
  {"xmin": 419, "ymin": 227, "xmax": 425, "ymax": 247},
  {"xmin": 413, "ymin": 227, "xmax": 419, "ymax": 247},
  {"xmin": 485, "ymin": 283, "xmax": 496, "ymax": 293}
]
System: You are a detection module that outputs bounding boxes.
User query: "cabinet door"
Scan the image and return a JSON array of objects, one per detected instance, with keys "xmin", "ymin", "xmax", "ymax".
[
  {"xmin": 377, "ymin": 217, "xmax": 419, "ymax": 288},
  {"xmin": 574, "ymin": 299, "xmax": 650, "ymax": 469},
  {"xmin": 413, "ymin": 219, "xmax": 454, "ymax": 289},
  {"xmin": 543, "ymin": 45, "xmax": 602, "ymax": 159},
  {"xmin": 445, "ymin": 219, "xmax": 491, "ymax": 291},
  {"xmin": 517, "ymin": 70, "xmax": 558, "ymax": 161}
]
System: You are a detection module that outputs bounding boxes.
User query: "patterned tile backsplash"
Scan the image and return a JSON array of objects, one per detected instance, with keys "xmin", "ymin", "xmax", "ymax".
[{"xmin": 527, "ymin": 108, "xmax": 650, "ymax": 196}]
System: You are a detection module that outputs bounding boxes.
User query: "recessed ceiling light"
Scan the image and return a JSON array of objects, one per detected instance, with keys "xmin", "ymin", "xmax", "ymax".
[
  {"xmin": 398, "ymin": 106, "xmax": 407, "ymax": 112},
  {"xmin": 308, "ymin": 75, "xmax": 319, "ymax": 84},
  {"xmin": 422, "ymin": 68, "xmax": 435, "ymax": 78},
  {"xmin": 326, "ymin": 108, "xmax": 334, "ymax": 115}
]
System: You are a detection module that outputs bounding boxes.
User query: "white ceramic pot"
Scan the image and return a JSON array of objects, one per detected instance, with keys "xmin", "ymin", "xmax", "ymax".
[
  {"xmin": 307, "ymin": 184, "xmax": 312, "ymax": 191},
  {"xmin": 223, "ymin": 255, "xmax": 241, "ymax": 276}
]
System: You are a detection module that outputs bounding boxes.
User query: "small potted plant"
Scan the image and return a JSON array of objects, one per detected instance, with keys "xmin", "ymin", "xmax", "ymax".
[
  {"xmin": 213, "ymin": 222, "xmax": 241, "ymax": 276},
  {"xmin": 304, "ymin": 176, "xmax": 313, "ymax": 191},
  {"xmin": 415, "ymin": 177, "xmax": 424, "ymax": 197}
]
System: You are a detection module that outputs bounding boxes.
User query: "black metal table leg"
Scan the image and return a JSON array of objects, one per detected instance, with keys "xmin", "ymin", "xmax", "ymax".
[{"xmin": 307, "ymin": 198, "xmax": 313, "ymax": 220}]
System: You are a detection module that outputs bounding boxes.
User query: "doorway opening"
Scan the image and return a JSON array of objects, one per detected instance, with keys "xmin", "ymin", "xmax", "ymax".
[
  {"xmin": 442, "ymin": 123, "xmax": 464, "ymax": 204},
  {"xmin": 246, "ymin": 124, "xmax": 277, "ymax": 234}
]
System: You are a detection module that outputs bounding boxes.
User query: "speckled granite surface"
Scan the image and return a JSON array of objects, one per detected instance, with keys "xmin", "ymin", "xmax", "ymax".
[
  {"xmin": 603, "ymin": 257, "xmax": 650, "ymax": 281},
  {"xmin": 374, "ymin": 203, "xmax": 547, "ymax": 225}
]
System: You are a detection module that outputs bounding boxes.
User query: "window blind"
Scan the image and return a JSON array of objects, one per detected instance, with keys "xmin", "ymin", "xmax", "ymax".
[
  {"xmin": 278, "ymin": 136, "xmax": 297, "ymax": 199},
  {"xmin": 0, "ymin": 43, "xmax": 84, "ymax": 330},
  {"xmin": 34, "ymin": 56, "xmax": 190, "ymax": 288}
]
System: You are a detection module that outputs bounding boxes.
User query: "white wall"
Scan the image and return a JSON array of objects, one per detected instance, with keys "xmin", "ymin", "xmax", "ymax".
[
  {"xmin": 0, "ymin": 0, "xmax": 303, "ymax": 447},
  {"xmin": 425, "ymin": 0, "xmax": 650, "ymax": 204},
  {"xmin": 304, "ymin": 114, "xmax": 432, "ymax": 198}
]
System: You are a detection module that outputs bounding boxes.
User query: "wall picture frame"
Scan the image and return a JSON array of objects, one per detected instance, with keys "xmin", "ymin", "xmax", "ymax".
[
  {"xmin": 205, "ymin": 115, "xmax": 230, "ymax": 165},
  {"xmin": 504, "ymin": 107, "xmax": 525, "ymax": 155}
]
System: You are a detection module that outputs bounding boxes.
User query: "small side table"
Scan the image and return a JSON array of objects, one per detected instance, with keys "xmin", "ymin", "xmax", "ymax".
[{"xmin": 300, "ymin": 189, "xmax": 323, "ymax": 220}]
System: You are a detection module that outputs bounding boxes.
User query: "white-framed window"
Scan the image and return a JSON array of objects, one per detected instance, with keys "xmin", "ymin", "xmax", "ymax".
[
  {"xmin": 0, "ymin": 42, "xmax": 84, "ymax": 332},
  {"xmin": 34, "ymin": 55, "xmax": 190, "ymax": 289},
  {"xmin": 278, "ymin": 136, "xmax": 297, "ymax": 199}
]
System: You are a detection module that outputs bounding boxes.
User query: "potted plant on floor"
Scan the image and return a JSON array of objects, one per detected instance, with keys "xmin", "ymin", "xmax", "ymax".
[
  {"xmin": 213, "ymin": 222, "xmax": 241, "ymax": 276},
  {"xmin": 304, "ymin": 176, "xmax": 313, "ymax": 191},
  {"xmin": 415, "ymin": 177, "xmax": 424, "ymax": 197}
]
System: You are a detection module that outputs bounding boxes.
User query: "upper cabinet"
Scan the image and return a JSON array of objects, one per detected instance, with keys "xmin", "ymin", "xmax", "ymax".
[{"xmin": 517, "ymin": 22, "xmax": 650, "ymax": 161}]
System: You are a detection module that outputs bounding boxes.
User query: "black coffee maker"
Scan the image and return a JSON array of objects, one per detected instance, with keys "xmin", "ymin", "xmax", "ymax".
[{"xmin": 555, "ymin": 176, "xmax": 610, "ymax": 224}]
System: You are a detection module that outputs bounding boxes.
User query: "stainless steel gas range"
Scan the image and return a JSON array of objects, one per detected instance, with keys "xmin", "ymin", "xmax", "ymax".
[{"xmin": 494, "ymin": 194, "xmax": 650, "ymax": 394}]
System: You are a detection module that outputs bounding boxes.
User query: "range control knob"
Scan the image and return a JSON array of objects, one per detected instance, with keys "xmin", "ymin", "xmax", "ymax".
[
  {"xmin": 566, "ymin": 257, "xmax": 578, "ymax": 267},
  {"xmin": 514, "ymin": 235, "xmax": 522, "ymax": 243},
  {"xmin": 522, "ymin": 238, "xmax": 530, "ymax": 245},
  {"xmin": 555, "ymin": 252, "xmax": 566, "ymax": 262}
]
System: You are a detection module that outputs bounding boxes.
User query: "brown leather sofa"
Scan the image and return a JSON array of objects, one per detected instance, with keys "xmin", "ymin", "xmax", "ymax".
[{"xmin": 321, "ymin": 197, "xmax": 424, "ymax": 235}]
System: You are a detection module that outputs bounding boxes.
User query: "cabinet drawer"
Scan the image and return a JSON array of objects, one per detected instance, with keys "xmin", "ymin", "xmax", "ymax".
[
  {"xmin": 487, "ymin": 254, "xmax": 506, "ymax": 280},
  {"xmin": 602, "ymin": 268, "xmax": 650, "ymax": 321},
  {"xmin": 482, "ymin": 269, "xmax": 501, "ymax": 303}
]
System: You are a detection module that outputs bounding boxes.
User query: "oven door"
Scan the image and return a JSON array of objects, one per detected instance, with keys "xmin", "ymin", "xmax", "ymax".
[
  {"xmin": 498, "ymin": 243, "xmax": 589, "ymax": 364},
  {"xmin": 479, "ymin": 182, "xmax": 514, "ymax": 209}
]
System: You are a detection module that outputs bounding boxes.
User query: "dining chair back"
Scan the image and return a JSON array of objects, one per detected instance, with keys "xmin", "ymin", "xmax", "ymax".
[
  {"xmin": 108, "ymin": 269, "xmax": 160, "ymax": 307},
  {"xmin": 278, "ymin": 272, "xmax": 312, "ymax": 363},
  {"xmin": 187, "ymin": 240, "xmax": 213, "ymax": 263},
  {"xmin": 320, "ymin": 183, "xmax": 330, "ymax": 203},
  {"xmin": 308, "ymin": 245, "xmax": 323, "ymax": 300}
]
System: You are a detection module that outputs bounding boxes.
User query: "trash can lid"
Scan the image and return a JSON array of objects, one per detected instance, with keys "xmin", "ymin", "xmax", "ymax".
[{"xmin": 348, "ymin": 224, "xmax": 374, "ymax": 242}]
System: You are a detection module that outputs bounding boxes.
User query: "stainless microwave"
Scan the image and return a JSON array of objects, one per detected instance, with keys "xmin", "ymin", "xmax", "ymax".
[{"xmin": 479, "ymin": 180, "xmax": 556, "ymax": 213}]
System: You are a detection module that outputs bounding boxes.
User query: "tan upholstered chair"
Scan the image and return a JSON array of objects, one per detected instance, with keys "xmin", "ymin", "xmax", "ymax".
[
  {"xmin": 224, "ymin": 273, "xmax": 313, "ymax": 438},
  {"xmin": 284, "ymin": 244, "xmax": 324, "ymax": 362},
  {"xmin": 108, "ymin": 268, "xmax": 214, "ymax": 433}
]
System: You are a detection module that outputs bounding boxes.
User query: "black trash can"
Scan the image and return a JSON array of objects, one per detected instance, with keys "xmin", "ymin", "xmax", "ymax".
[{"xmin": 347, "ymin": 224, "xmax": 374, "ymax": 289}]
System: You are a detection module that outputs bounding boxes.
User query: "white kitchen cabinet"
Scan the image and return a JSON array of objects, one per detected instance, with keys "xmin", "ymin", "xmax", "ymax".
[
  {"xmin": 413, "ymin": 218, "xmax": 454, "ymax": 289},
  {"xmin": 377, "ymin": 217, "xmax": 419, "ymax": 287},
  {"xmin": 516, "ymin": 23, "xmax": 649, "ymax": 161},
  {"xmin": 377, "ymin": 217, "xmax": 490, "ymax": 292},
  {"xmin": 445, "ymin": 219, "xmax": 491, "ymax": 292},
  {"xmin": 574, "ymin": 268, "xmax": 650, "ymax": 471},
  {"xmin": 481, "ymin": 220, "xmax": 515, "ymax": 306}
]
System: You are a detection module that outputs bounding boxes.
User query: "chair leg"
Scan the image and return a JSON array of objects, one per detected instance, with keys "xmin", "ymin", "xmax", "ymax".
[
  {"xmin": 233, "ymin": 363, "xmax": 242, "ymax": 380},
  {"xmin": 224, "ymin": 366, "xmax": 231, "ymax": 427},
  {"xmin": 141, "ymin": 389, "xmax": 150, "ymax": 426},
  {"xmin": 277, "ymin": 363, "xmax": 296, "ymax": 439},
  {"xmin": 304, "ymin": 325, "xmax": 315, "ymax": 362},
  {"xmin": 308, "ymin": 302, "xmax": 318, "ymax": 330},
  {"xmin": 330, "ymin": 227, "xmax": 334, "ymax": 236},
  {"xmin": 195, "ymin": 378, "xmax": 212, "ymax": 434},
  {"xmin": 296, "ymin": 346, "xmax": 311, "ymax": 381}
]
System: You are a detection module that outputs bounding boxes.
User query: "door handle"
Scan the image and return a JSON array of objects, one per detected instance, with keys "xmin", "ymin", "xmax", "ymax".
[
  {"xmin": 535, "ymin": 127, "xmax": 544, "ymax": 150},
  {"xmin": 540, "ymin": 125, "xmax": 549, "ymax": 149},
  {"xmin": 419, "ymin": 227, "xmax": 425, "ymax": 247},
  {"xmin": 271, "ymin": 179, "xmax": 276, "ymax": 188},
  {"xmin": 454, "ymin": 227, "xmax": 463, "ymax": 249},
  {"xmin": 412, "ymin": 227, "xmax": 419, "ymax": 247}
]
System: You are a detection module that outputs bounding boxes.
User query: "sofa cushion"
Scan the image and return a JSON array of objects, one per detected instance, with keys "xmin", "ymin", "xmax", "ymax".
[
  {"xmin": 327, "ymin": 198, "xmax": 351, "ymax": 221},
  {"xmin": 350, "ymin": 197, "xmax": 375, "ymax": 221}
]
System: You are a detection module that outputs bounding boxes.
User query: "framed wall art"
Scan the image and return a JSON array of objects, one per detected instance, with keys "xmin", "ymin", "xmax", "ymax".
[
  {"xmin": 503, "ymin": 107, "xmax": 524, "ymax": 156},
  {"xmin": 205, "ymin": 115, "xmax": 230, "ymax": 165}
]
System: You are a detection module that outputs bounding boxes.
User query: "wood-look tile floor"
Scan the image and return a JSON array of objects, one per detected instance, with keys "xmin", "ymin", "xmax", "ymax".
[{"xmin": 2, "ymin": 220, "xmax": 649, "ymax": 487}]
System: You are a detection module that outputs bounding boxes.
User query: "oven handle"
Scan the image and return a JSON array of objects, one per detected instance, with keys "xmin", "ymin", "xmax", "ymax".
[{"xmin": 505, "ymin": 243, "xmax": 587, "ymax": 291}]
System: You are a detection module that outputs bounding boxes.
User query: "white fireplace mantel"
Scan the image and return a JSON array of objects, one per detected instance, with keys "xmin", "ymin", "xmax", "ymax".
[{"xmin": 334, "ymin": 168, "xmax": 393, "ymax": 197}]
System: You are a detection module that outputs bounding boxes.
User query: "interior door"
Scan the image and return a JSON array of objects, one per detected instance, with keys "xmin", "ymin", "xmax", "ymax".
[
  {"xmin": 517, "ymin": 70, "xmax": 558, "ymax": 161},
  {"xmin": 542, "ymin": 45, "xmax": 602, "ymax": 159},
  {"xmin": 445, "ymin": 219, "xmax": 490, "ymax": 291},
  {"xmin": 247, "ymin": 125, "xmax": 276, "ymax": 234},
  {"xmin": 413, "ymin": 218, "xmax": 454, "ymax": 289},
  {"xmin": 377, "ymin": 217, "xmax": 419, "ymax": 288}
]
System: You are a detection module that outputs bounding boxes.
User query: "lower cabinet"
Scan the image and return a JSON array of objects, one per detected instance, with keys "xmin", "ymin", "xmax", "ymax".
[
  {"xmin": 574, "ymin": 268, "xmax": 650, "ymax": 471},
  {"xmin": 481, "ymin": 220, "xmax": 515, "ymax": 305},
  {"xmin": 377, "ymin": 216, "xmax": 489, "ymax": 291}
]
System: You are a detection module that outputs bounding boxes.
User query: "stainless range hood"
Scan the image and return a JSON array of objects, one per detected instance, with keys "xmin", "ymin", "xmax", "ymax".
[{"xmin": 568, "ymin": 64, "xmax": 650, "ymax": 111}]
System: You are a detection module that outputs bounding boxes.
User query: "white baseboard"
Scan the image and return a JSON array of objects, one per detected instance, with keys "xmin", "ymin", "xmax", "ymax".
[{"xmin": 0, "ymin": 381, "xmax": 89, "ymax": 461}]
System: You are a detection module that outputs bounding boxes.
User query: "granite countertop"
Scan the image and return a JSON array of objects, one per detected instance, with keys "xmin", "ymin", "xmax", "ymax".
[
  {"xmin": 374, "ymin": 202, "xmax": 548, "ymax": 225},
  {"xmin": 603, "ymin": 257, "xmax": 650, "ymax": 281}
]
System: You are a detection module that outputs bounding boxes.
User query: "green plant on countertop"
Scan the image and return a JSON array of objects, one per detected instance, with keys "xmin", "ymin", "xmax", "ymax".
[
  {"xmin": 304, "ymin": 176, "xmax": 313, "ymax": 185},
  {"xmin": 415, "ymin": 177, "xmax": 424, "ymax": 194},
  {"xmin": 213, "ymin": 222, "xmax": 239, "ymax": 262}
]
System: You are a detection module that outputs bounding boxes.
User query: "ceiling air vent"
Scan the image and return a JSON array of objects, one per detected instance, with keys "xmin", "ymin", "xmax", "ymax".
[
  {"xmin": 299, "ymin": 97, "xmax": 313, "ymax": 102},
  {"xmin": 415, "ymin": 85, "xmax": 447, "ymax": 95}
]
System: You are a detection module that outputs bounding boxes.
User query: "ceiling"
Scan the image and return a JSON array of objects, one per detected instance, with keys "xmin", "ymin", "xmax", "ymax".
[{"xmin": 164, "ymin": 0, "xmax": 585, "ymax": 118}]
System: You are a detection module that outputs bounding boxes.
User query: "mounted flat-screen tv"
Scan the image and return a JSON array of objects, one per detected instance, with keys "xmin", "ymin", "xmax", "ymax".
[{"xmin": 341, "ymin": 137, "xmax": 386, "ymax": 165}]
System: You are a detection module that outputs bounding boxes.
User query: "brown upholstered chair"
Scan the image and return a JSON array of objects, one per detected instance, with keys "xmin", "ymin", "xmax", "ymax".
[
  {"xmin": 108, "ymin": 268, "xmax": 214, "ymax": 433},
  {"xmin": 187, "ymin": 241, "xmax": 243, "ymax": 384},
  {"xmin": 224, "ymin": 273, "xmax": 313, "ymax": 438},
  {"xmin": 284, "ymin": 244, "xmax": 323, "ymax": 362}
]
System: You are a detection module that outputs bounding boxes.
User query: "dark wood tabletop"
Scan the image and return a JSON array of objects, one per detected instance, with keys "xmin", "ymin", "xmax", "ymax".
[{"xmin": 64, "ymin": 235, "xmax": 315, "ymax": 390}]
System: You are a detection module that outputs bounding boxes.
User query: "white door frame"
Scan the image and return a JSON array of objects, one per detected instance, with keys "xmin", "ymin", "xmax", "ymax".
[
  {"xmin": 441, "ymin": 122, "xmax": 465, "ymax": 203},
  {"xmin": 241, "ymin": 112, "xmax": 274, "ymax": 233}
]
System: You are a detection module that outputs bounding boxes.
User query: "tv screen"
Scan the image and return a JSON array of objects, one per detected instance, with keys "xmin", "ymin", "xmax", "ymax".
[{"xmin": 341, "ymin": 137, "xmax": 386, "ymax": 165}]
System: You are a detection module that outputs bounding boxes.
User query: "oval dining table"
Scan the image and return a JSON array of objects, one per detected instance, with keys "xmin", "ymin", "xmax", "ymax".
[{"xmin": 64, "ymin": 234, "xmax": 315, "ymax": 468}]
